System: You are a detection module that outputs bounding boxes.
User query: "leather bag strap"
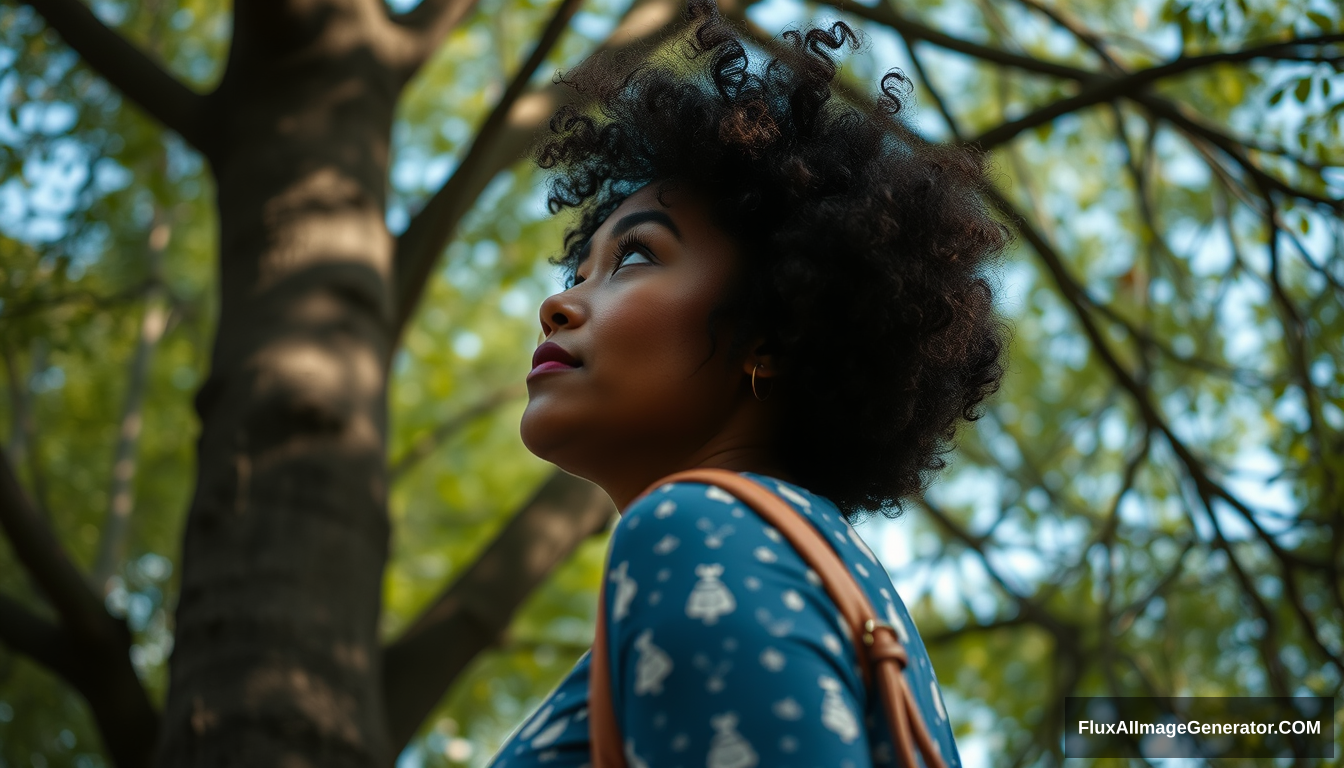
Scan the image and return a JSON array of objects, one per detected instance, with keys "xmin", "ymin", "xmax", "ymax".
[{"xmin": 589, "ymin": 468, "xmax": 947, "ymax": 768}]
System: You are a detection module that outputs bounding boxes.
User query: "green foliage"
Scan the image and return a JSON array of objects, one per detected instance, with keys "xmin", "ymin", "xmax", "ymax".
[{"xmin": 2, "ymin": 0, "xmax": 1342, "ymax": 766}]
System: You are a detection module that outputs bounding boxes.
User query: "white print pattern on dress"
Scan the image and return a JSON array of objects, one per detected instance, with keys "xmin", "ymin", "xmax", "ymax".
[
  {"xmin": 759, "ymin": 647, "xmax": 786, "ymax": 671},
  {"xmin": 762, "ymin": 526, "xmax": 782, "ymax": 543},
  {"xmin": 855, "ymin": 562, "xmax": 870, "ymax": 578},
  {"xmin": 686, "ymin": 564, "xmax": 736, "ymax": 625},
  {"xmin": 648, "ymin": 591, "xmax": 662, "ymax": 606},
  {"xmin": 654, "ymin": 499, "xmax": 676, "ymax": 518},
  {"xmin": 693, "ymin": 653, "xmax": 733, "ymax": 693},
  {"xmin": 530, "ymin": 716, "xmax": 569, "ymax": 748},
  {"xmin": 847, "ymin": 524, "xmax": 880, "ymax": 564},
  {"xmin": 610, "ymin": 561, "xmax": 638, "ymax": 622},
  {"xmin": 782, "ymin": 589, "xmax": 805, "ymax": 612},
  {"xmin": 775, "ymin": 484, "xmax": 811, "ymax": 508},
  {"xmin": 754, "ymin": 607, "xmax": 793, "ymax": 637},
  {"xmin": 652, "ymin": 535, "xmax": 679, "ymax": 555},
  {"xmin": 752, "ymin": 546, "xmax": 777, "ymax": 564},
  {"xmin": 707, "ymin": 713, "xmax": 759, "ymax": 768},
  {"xmin": 885, "ymin": 602, "xmax": 911, "ymax": 644},
  {"xmin": 822, "ymin": 633, "xmax": 844, "ymax": 656},
  {"xmin": 743, "ymin": 576, "xmax": 761, "ymax": 591},
  {"xmin": 624, "ymin": 740, "xmax": 650, "ymax": 768},
  {"xmin": 706, "ymin": 486, "xmax": 737, "ymax": 504},
  {"xmin": 518, "ymin": 705, "xmax": 553, "ymax": 741},
  {"xmin": 670, "ymin": 733, "xmax": 689, "ymax": 752},
  {"xmin": 819, "ymin": 676, "xmax": 861, "ymax": 744},
  {"xmin": 731, "ymin": 507, "xmax": 745, "ymax": 518},
  {"xmin": 805, "ymin": 568, "xmax": 821, "ymax": 586},
  {"xmin": 780, "ymin": 735, "xmax": 799, "ymax": 753},
  {"xmin": 656, "ymin": 568, "xmax": 671, "ymax": 582},
  {"xmin": 697, "ymin": 519, "xmax": 734, "ymax": 549},
  {"xmin": 772, "ymin": 697, "xmax": 803, "ymax": 720},
  {"xmin": 931, "ymin": 681, "xmax": 948, "ymax": 721}
]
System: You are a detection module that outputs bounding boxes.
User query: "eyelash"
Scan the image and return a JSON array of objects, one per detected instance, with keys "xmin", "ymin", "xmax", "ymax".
[
  {"xmin": 570, "ymin": 233, "xmax": 654, "ymax": 287},
  {"xmin": 612, "ymin": 233, "xmax": 654, "ymax": 271}
]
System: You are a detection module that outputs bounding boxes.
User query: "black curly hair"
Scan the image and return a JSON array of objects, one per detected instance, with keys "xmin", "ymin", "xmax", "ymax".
[{"xmin": 535, "ymin": 1, "xmax": 1010, "ymax": 518}]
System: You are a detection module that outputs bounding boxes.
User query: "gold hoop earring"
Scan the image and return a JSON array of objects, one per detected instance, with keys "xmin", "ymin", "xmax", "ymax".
[{"xmin": 751, "ymin": 362, "xmax": 772, "ymax": 402}]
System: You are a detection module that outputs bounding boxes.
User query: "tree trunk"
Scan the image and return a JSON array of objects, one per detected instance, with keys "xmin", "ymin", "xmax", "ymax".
[{"xmin": 159, "ymin": 5, "xmax": 401, "ymax": 764}]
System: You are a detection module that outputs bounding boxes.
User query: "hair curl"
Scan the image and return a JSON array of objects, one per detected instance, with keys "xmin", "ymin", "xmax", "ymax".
[{"xmin": 535, "ymin": 1, "xmax": 1010, "ymax": 518}]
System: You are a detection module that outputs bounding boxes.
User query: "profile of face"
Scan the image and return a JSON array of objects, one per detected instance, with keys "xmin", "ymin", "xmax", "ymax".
[{"xmin": 520, "ymin": 183, "xmax": 775, "ymax": 506}]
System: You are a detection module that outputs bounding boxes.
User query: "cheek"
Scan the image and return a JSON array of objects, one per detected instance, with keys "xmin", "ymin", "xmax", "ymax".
[{"xmin": 591, "ymin": 283, "xmax": 721, "ymax": 389}]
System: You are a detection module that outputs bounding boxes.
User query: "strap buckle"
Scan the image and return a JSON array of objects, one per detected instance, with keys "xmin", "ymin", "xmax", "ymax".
[{"xmin": 862, "ymin": 618, "xmax": 891, "ymax": 647}]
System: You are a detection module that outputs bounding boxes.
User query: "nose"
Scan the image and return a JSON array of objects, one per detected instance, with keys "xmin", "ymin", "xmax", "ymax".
[{"xmin": 538, "ymin": 287, "xmax": 584, "ymax": 339}]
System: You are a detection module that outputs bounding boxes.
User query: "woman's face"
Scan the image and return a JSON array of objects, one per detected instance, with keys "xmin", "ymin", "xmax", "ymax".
[{"xmin": 520, "ymin": 183, "xmax": 758, "ymax": 496}]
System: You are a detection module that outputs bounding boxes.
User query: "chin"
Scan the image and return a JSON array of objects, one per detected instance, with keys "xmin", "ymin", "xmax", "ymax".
[{"xmin": 520, "ymin": 400, "xmax": 576, "ymax": 465}]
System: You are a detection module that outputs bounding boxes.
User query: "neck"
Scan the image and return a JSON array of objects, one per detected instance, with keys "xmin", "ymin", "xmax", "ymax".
[{"xmin": 598, "ymin": 400, "xmax": 792, "ymax": 511}]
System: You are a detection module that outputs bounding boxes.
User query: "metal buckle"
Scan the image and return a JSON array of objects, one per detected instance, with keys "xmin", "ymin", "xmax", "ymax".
[{"xmin": 862, "ymin": 618, "xmax": 891, "ymax": 647}]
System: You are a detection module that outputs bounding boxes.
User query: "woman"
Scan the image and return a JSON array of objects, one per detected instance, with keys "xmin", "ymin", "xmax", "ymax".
[{"xmin": 494, "ymin": 4, "xmax": 1008, "ymax": 766}]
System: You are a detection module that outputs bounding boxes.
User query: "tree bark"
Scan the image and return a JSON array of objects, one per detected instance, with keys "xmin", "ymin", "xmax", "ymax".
[{"xmin": 158, "ymin": 1, "xmax": 406, "ymax": 764}]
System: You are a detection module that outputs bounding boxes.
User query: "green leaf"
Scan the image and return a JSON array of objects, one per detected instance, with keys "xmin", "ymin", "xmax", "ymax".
[
  {"xmin": 1305, "ymin": 11, "xmax": 1335, "ymax": 33},
  {"xmin": 1295, "ymin": 77, "xmax": 1313, "ymax": 103}
]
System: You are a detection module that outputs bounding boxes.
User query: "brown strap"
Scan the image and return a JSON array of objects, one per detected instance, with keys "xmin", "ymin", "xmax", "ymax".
[{"xmin": 589, "ymin": 469, "xmax": 947, "ymax": 768}]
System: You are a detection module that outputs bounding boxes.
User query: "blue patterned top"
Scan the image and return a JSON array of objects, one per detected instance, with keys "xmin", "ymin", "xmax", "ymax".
[{"xmin": 486, "ymin": 472, "xmax": 960, "ymax": 768}]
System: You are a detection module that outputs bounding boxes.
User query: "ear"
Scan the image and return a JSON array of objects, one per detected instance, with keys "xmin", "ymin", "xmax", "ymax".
[{"xmin": 741, "ymin": 339, "xmax": 778, "ymax": 380}]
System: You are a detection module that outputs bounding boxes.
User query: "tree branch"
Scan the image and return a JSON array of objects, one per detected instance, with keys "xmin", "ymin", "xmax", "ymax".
[
  {"xmin": 389, "ymin": 383, "xmax": 525, "ymax": 480},
  {"xmin": 387, "ymin": 0, "xmax": 485, "ymax": 75},
  {"xmin": 814, "ymin": 0, "xmax": 1093, "ymax": 80},
  {"xmin": 1136, "ymin": 94, "xmax": 1344, "ymax": 212},
  {"xmin": 393, "ymin": 0, "xmax": 596, "ymax": 336},
  {"xmin": 969, "ymin": 35, "xmax": 1344, "ymax": 151},
  {"xmin": 93, "ymin": 218, "xmax": 172, "ymax": 592},
  {"xmin": 391, "ymin": 0, "xmax": 691, "ymax": 339},
  {"xmin": 382, "ymin": 469, "xmax": 614, "ymax": 751},
  {"xmin": 0, "ymin": 446, "xmax": 108, "ymax": 644},
  {"xmin": 0, "ymin": 450, "xmax": 160, "ymax": 767},
  {"xmin": 0, "ymin": 593, "xmax": 72, "ymax": 677},
  {"xmin": 20, "ymin": 0, "xmax": 211, "ymax": 153}
]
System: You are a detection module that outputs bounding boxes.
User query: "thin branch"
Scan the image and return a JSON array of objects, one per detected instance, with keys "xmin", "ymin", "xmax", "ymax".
[
  {"xmin": 0, "ymin": 451, "xmax": 160, "ymax": 767},
  {"xmin": 918, "ymin": 497, "xmax": 1081, "ymax": 644},
  {"xmin": 0, "ymin": 593, "xmax": 72, "ymax": 678},
  {"xmin": 970, "ymin": 35, "xmax": 1344, "ymax": 151},
  {"xmin": 922, "ymin": 615, "xmax": 1032, "ymax": 646},
  {"xmin": 1005, "ymin": 0, "xmax": 1124, "ymax": 71},
  {"xmin": 389, "ymin": 383, "xmax": 525, "ymax": 480},
  {"xmin": 814, "ymin": 0, "xmax": 1095, "ymax": 80},
  {"xmin": 387, "ymin": 0, "xmax": 486, "ymax": 75},
  {"xmin": 382, "ymin": 469, "xmax": 614, "ymax": 751},
  {"xmin": 901, "ymin": 39, "xmax": 964, "ymax": 141},
  {"xmin": 93, "ymin": 218, "xmax": 172, "ymax": 591},
  {"xmin": 1137, "ymin": 94, "xmax": 1344, "ymax": 212},
  {"xmin": 392, "ymin": 0, "xmax": 595, "ymax": 338},
  {"xmin": 1, "ymin": 337, "xmax": 51, "ymax": 519},
  {"xmin": 0, "ymin": 447, "xmax": 109, "ymax": 645},
  {"xmin": 994, "ymin": 189, "xmax": 1344, "ymax": 675},
  {"xmin": 20, "ymin": 0, "xmax": 211, "ymax": 153}
]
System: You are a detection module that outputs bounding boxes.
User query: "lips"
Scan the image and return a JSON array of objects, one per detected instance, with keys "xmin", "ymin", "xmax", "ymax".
[{"xmin": 529, "ymin": 341, "xmax": 581, "ymax": 380}]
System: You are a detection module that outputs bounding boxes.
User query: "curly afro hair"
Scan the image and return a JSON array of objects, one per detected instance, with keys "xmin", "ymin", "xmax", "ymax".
[{"xmin": 535, "ymin": 1, "xmax": 1010, "ymax": 518}]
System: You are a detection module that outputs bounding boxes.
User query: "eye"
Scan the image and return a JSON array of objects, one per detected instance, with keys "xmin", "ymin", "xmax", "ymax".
[
  {"xmin": 616, "ymin": 249, "xmax": 653, "ymax": 269},
  {"xmin": 612, "ymin": 233, "xmax": 656, "ymax": 273}
]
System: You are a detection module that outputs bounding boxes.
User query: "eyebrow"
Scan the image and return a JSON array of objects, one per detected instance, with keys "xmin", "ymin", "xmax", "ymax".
[{"xmin": 574, "ymin": 209, "xmax": 682, "ymax": 271}]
